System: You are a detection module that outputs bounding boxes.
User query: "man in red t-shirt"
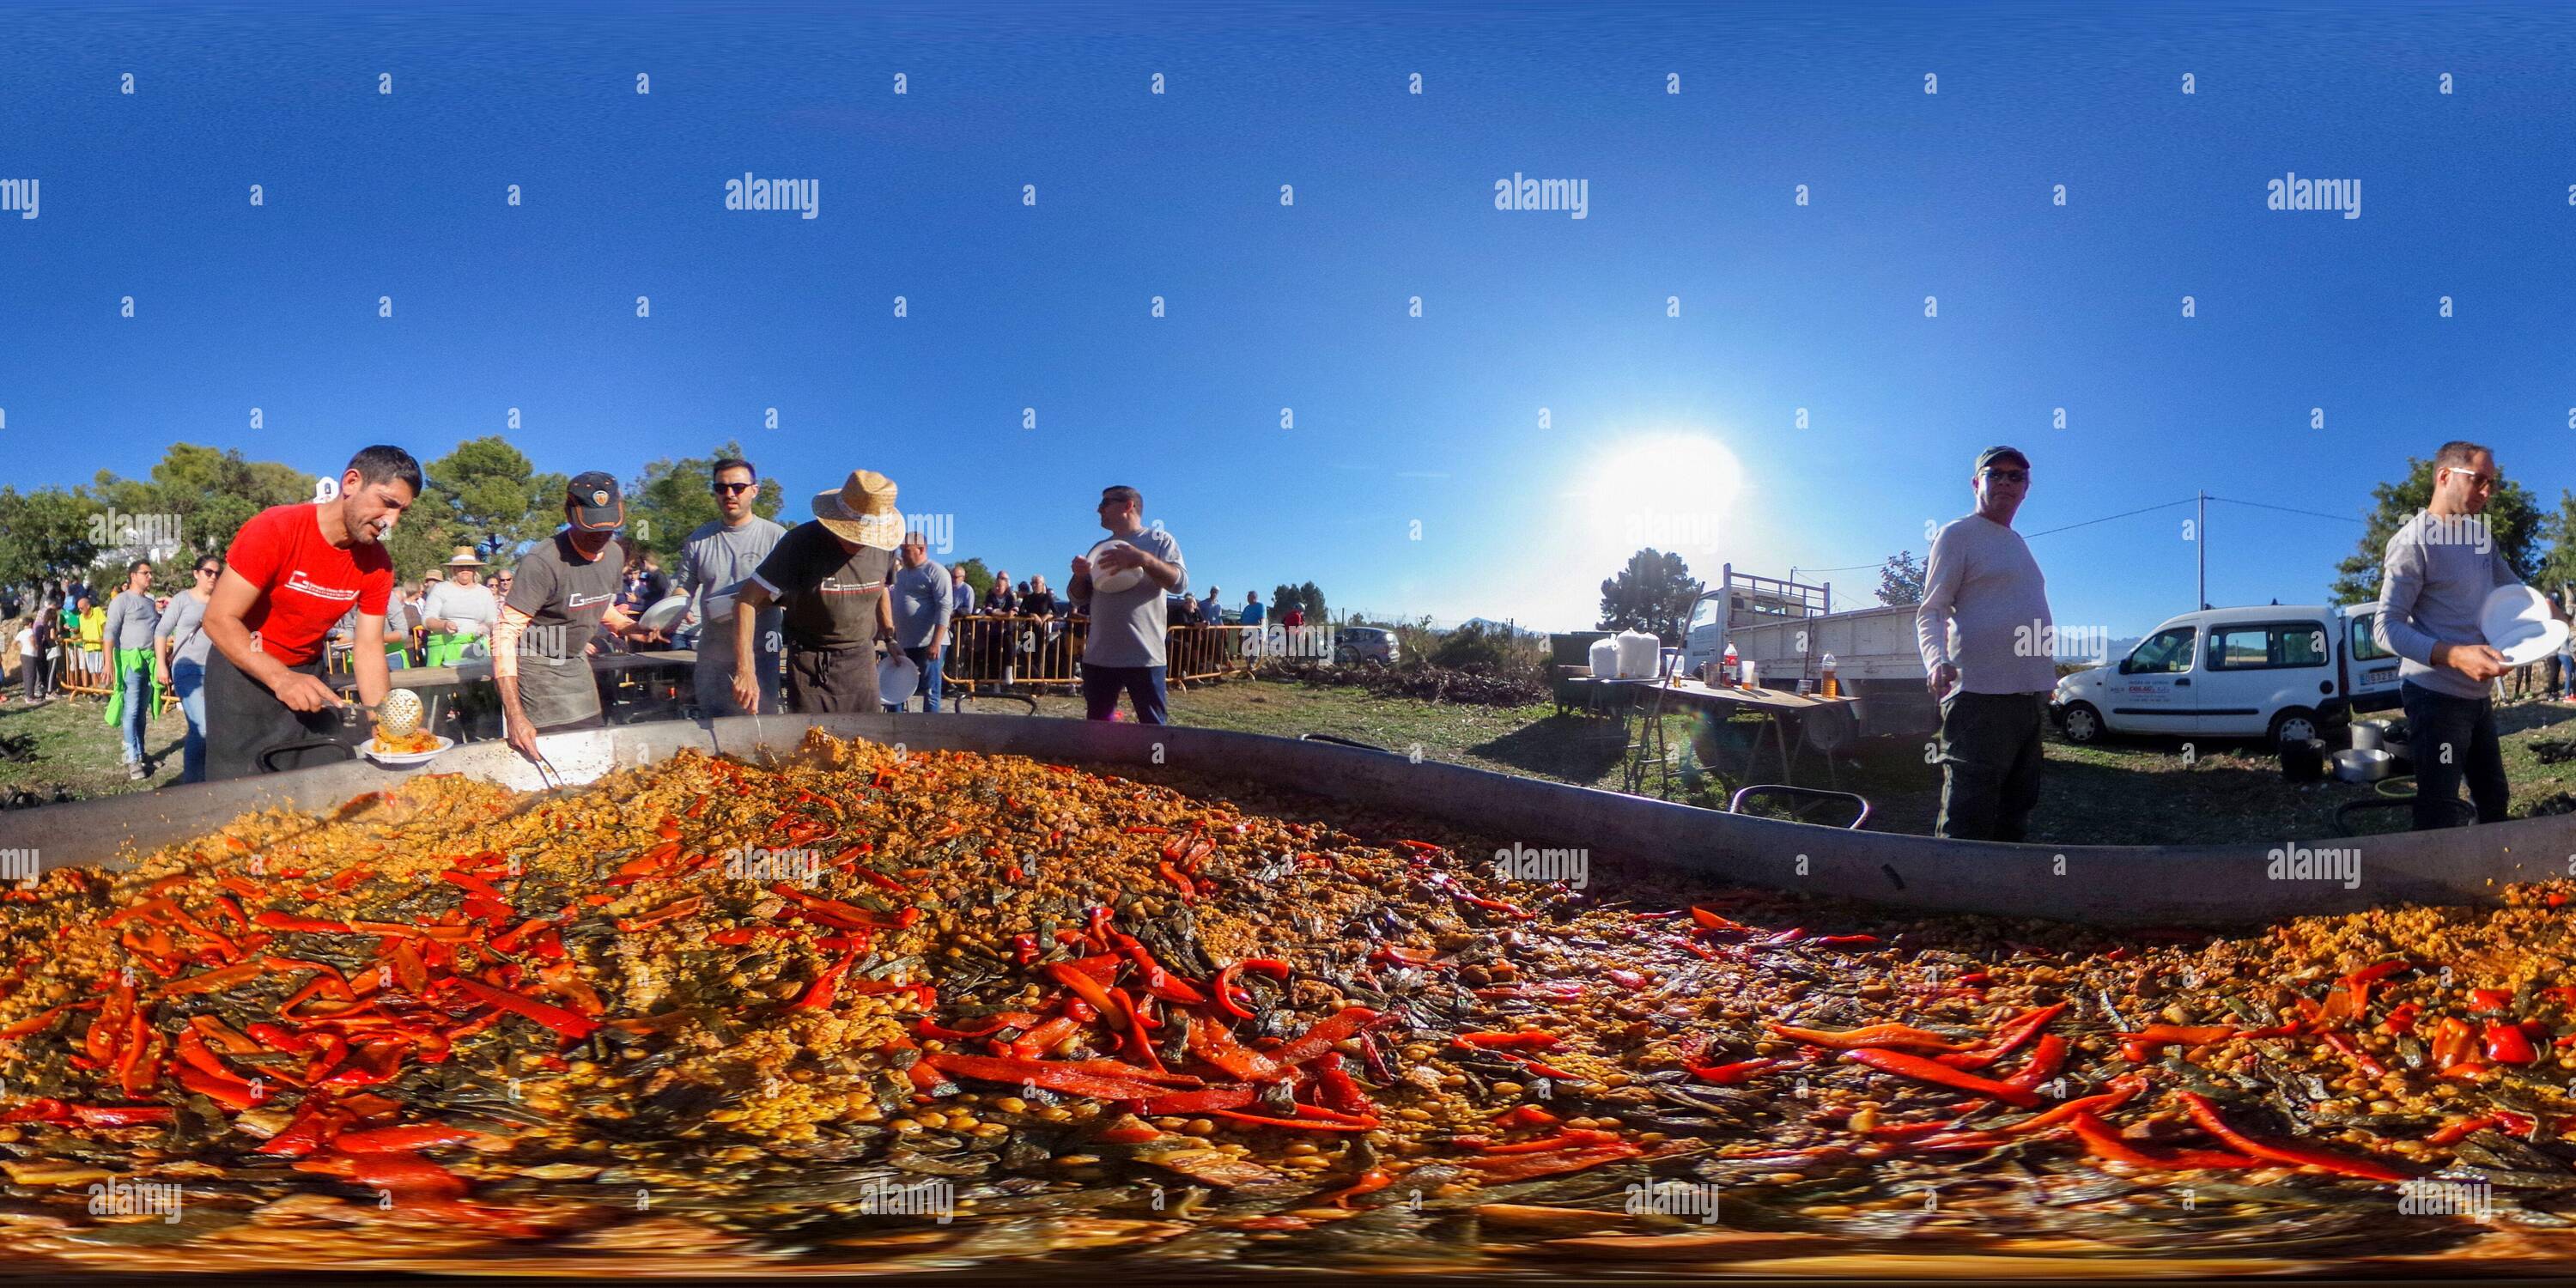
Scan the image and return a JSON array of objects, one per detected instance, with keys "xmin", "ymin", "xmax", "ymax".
[{"xmin": 200, "ymin": 446, "xmax": 422, "ymax": 781}]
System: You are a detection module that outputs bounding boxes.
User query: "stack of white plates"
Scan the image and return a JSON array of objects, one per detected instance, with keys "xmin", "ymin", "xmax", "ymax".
[{"xmin": 2481, "ymin": 585, "xmax": 2569, "ymax": 665}]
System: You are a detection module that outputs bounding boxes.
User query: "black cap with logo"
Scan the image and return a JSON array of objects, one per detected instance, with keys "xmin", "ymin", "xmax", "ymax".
[
  {"xmin": 1974, "ymin": 446, "xmax": 2031, "ymax": 474},
  {"xmin": 566, "ymin": 471, "xmax": 624, "ymax": 532}
]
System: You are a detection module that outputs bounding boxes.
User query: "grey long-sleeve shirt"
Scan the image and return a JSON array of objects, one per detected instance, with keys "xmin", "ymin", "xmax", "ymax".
[
  {"xmin": 1914, "ymin": 513, "xmax": 2057, "ymax": 696},
  {"xmin": 890, "ymin": 558, "xmax": 954, "ymax": 650},
  {"xmin": 105, "ymin": 591, "xmax": 161, "ymax": 651},
  {"xmin": 2373, "ymin": 509, "xmax": 2522, "ymax": 701}
]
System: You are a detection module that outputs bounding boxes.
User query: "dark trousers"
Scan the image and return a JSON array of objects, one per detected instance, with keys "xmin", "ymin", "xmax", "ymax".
[
  {"xmin": 2401, "ymin": 680, "xmax": 2507, "ymax": 829},
  {"xmin": 1082, "ymin": 664, "xmax": 1170, "ymax": 725},
  {"xmin": 204, "ymin": 650, "xmax": 349, "ymax": 781},
  {"xmin": 785, "ymin": 643, "xmax": 877, "ymax": 714},
  {"xmin": 1935, "ymin": 691, "xmax": 2047, "ymax": 841}
]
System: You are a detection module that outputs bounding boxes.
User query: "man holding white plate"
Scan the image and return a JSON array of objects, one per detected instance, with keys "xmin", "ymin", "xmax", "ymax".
[
  {"xmin": 2375, "ymin": 440, "xmax": 2568, "ymax": 829},
  {"xmin": 1069, "ymin": 484, "xmax": 1186, "ymax": 724}
]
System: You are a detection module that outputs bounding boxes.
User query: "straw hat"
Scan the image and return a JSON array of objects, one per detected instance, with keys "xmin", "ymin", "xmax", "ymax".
[
  {"xmin": 443, "ymin": 546, "xmax": 487, "ymax": 568},
  {"xmin": 813, "ymin": 470, "xmax": 903, "ymax": 550}
]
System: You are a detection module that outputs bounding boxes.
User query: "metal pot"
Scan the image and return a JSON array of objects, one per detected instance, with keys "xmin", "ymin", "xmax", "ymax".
[{"xmin": 2351, "ymin": 720, "xmax": 2393, "ymax": 753}]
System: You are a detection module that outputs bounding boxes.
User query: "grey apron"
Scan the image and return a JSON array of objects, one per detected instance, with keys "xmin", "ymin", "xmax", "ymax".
[{"xmin": 517, "ymin": 647, "xmax": 602, "ymax": 729}]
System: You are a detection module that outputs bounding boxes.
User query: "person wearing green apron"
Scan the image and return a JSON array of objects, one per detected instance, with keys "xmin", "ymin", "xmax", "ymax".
[
  {"xmin": 493, "ymin": 472, "xmax": 656, "ymax": 763},
  {"xmin": 420, "ymin": 546, "xmax": 498, "ymax": 666},
  {"xmin": 100, "ymin": 561, "xmax": 164, "ymax": 779}
]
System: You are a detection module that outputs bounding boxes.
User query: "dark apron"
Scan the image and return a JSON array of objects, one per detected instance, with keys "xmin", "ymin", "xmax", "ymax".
[
  {"xmin": 204, "ymin": 650, "xmax": 361, "ymax": 781},
  {"xmin": 516, "ymin": 646, "xmax": 604, "ymax": 730},
  {"xmin": 786, "ymin": 643, "xmax": 876, "ymax": 714}
]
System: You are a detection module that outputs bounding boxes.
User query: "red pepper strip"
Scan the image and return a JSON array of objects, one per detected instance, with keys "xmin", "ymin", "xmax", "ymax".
[
  {"xmin": 1319, "ymin": 1167, "xmax": 1394, "ymax": 1208},
  {"xmin": 1011, "ymin": 933, "xmax": 1041, "ymax": 966},
  {"xmin": 2176, "ymin": 1091, "xmax": 2415, "ymax": 1182},
  {"xmin": 793, "ymin": 950, "xmax": 862, "ymax": 1012},
  {"xmin": 921, "ymin": 1052, "xmax": 1182, "ymax": 1100},
  {"xmin": 772, "ymin": 884, "xmax": 919, "ymax": 931},
  {"xmin": 1188, "ymin": 1016, "xmax": 1287, "ymax": 1081},
  {"xmin": 2379, "ymin": 1003, "xmax": 2421, "ymax": 1036},
  {"xmin": 2319, "ymin": 1030, "xmax": 2388, "ymax": 1078},
  {"xmin": 1486, "ymin": 1048, "xmax": 1578, "ymax": 1080},
  {"xmin": 175, "ymin": 1060, "xmax": 270, "ymax": 1109},
  {"xmin": 2430, "ymin": 1018, "xmax": 2479, "ymax": 1071},
  {"xmin": 2063, "ymin": 1112, "xmax": 2266, "ymax": 1170},
  {"xmin": 448, "ymin": 975, "xmax": 600, "ymax": 1041},
  {"xmin": 2427, "ymin": 1115, "xmax": 2499, "ymax": 1147},
  {"xmin": 337, "ymin": 1123, "xmax": 488, "ymax": 1151},
  {"xmin": 1454, "ymin": 1030, "xmax": 1563, "ymax": 1051},
  {"xmin": 1019, "ymin": 1015, "xmax": 1082, "ymax": 1052},
  {"xmin": 2468, "ymin": 988, "xmax": 2513, "ymax": 1013},
  {"xmin": 0, "ymin": 1000, "xmax": 90, "ymax": 1039},
  {"xmin": 319, "ymin": 1037, "xmax": 413, "ymax": 1088},
  {"xmin": 218, "ymin": 875, "xmax": 266, "ymax": 900},
  {"xmin": 1273, "ymin": 1007, "xmax": 1388, "ymax": 1068},
  {"xmin": 253, "ymin": 910, "xmax": 353, "ymax": 934},
  {"xmin": 1940, "ymin": 1002, "xmax": 2069, "ymax": 1071},
  {"xmin": 1770, "ymin": 1022, "xmax": 1964, "ymax": 1053},
  {"xmin": 173, "ymin": 1028, "xmax": 240, "ymax": 1081},
  {"xmin": 2484, "ymin": 1021, "xmax": 2539, "ymax": 1066},
  {"xmin": 312, "ymin": 1148, "xmax": 539, "ymax": 1239},
  {"xmin": 1206, "ymin": 1109, "xmax": 1380, "ymax": 1133},
  {"xmin": 1393, "ymin": 839, "xmax": 1445, "ymax": 854},
  {"xmin": 1211, "ymin": 960, "xmax": 1290, "ymax": 1021},
  {"xmin": 1689, "ymin": 908, "xmax": 1752, "ymax": 933},
  {"xmin": 1479, "ymin": 1128, "xmax": 1623, "ymax": 1155},
  {"xmin": 1687, "ymin": 1058, "xmax": 1778, "ymax": 1085},
  {"xmin": 1115, "ymin": 937, "xmax": 1210, "ymax": 1005},
  {"xmin": 155, "ymin": 960, "xmax": 266, "ymax": 999},
  {"xmin": 0, "ymin": 1101, "xmax": 177, "ymax": 1127},
  {"xmin": 2003, "ymin": 1075, "xmax": 2147, "ymax": 1135},
  {"xmin": 1046, "ymin": 962, "xmax": 1125, "ymax": 1027},
  {"xmin": 440, "ymin": 871, "xmax": 509, "ymax": 902},
  {"xmin": 917, "ymin": 1012, "xmax": 1042, "ymax": 1042},
  {"xmin": 613, "ymin": 896, "xmax": 705, "ymax": 933},
  {"xmin": 1460, "ymin": 1142, "xmax": 1645, "ymax": 1181},
  {"xmin": 1121, "ymin": 826, "xmax": 1169, "ymax": 835},
  {"xmin": 1138, "ymin": 1085, "xmax": 1263, "ymax": 1115},
  {"xmin": 2004, "ymin": 1035, "xmax": 2069, "ymax": 1092},
  {"xmin": 1843, "ymin": 1048, "xmax": 2043, "ymax": 1109},
  {"xmin": 115, "ymin": 1012, "xmax": 156, "ymax": 1097},
  {"xmin": 1814, "ymin": 935, "xmax": 1883, "ymax": 947}
]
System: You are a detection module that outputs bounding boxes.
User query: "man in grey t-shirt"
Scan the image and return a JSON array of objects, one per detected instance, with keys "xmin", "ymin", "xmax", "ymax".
[
  {"xmin": 1915, "ymin": 446, "xmax": 2055, "ymax": 842},
  {"xmin": 103, "ymin": 560, "xmax": 161, "ymax": 778},
  {"xmin": 1068, "ymin": 484, "xmax": 1187, "ymax": 724},
  {"xmin": 674, "ymin": 457, "xmax": 786, "ymax": 717},
  {"xmin": 2373, "ymin": 440, "xmax": 2562, "ymax": 829},
  {"xmin": 889, "ymin": 532, "xmax": 953, "ymax": 713}
]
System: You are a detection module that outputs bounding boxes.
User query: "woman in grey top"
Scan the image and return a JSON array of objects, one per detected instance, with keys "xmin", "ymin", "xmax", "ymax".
[{"xmin": 155, "ymin": 556, "xmax": 222, "ymax": 783}]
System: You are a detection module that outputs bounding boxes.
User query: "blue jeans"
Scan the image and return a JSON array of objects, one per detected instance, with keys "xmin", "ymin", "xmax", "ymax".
[
  {"xmin": 2561, "ymin": 653, "xmax": 2573, "ymax": 698},
  {"xmin": 899, "ymin": 646, "xmax": 944, "ymax": 713},
  {"xmin": 1081, "ymin": 664, "xmax": 1169, "ymax": 725},
  {"xmin": 120, "ymin": 663, "xmax": 150, "ymax": 765},
  {"xmin": 173, "ymin": 658, "xmax": 208, "ymax": 783}
]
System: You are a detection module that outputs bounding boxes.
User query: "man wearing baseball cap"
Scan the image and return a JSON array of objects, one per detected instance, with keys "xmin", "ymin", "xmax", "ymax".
[
  {"xmin": 733, "ymin": 470, "xmax": 901, "ymax": 714},
  {"xmin": 491, "ymin": 471, "xmax": 659, "ymax": 762},
  {"xmin": 1915, "ymin": 446, "xmax": 2057, "ymax": 841}
]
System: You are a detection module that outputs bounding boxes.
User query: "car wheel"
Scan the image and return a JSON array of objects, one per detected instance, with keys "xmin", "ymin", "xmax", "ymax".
[
  {"xmin": 2269, "ymin": 707, "xmax": 2320, "ymax": 747},
  {"xmin": 2060, "ymin": 702, "xmax": 2105, "ymax": 744}
]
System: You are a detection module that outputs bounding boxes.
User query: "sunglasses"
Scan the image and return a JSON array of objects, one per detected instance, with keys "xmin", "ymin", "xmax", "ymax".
[
  {"xmin": 2443, "ymin": 467, "xmax": 2497, "ymax": 489},
  {"xmin": 714, "ymin": 481, "xmax": 758, "ymax": 495},
  {"xmin": 195, "ymin": 567, "xmax": 219, "ymax": 576},
  {"xmin": 1983, "ymin": 468, "xmax": 2030, "ymax": 483}
]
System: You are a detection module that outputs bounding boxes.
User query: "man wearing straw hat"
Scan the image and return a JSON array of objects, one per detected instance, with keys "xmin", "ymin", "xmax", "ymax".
[
  {"xmin": 418, "ymin": 546, "xmax": 498, "ymax": 666},
  {"xmin": 733, "ymin": 470, "xmax": 901, "ymax": 714}
]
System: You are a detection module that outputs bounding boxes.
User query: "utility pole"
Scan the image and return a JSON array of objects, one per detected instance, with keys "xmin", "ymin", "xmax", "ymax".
[{"xmin": 2196, "ymin": 492, "xmax": 2207, "ymax": 610}]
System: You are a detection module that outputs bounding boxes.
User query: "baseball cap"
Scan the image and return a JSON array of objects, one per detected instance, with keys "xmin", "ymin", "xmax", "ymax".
[
  {"xmin": 1974, "ymin": 446, "xmax": 2031, "ymax": 473},
  {"xmin": 566, "ymin": 471, "xmax": 625, "ymax": 532}
]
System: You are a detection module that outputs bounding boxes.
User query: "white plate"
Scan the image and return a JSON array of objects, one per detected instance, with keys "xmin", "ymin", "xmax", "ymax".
[
  {"xmin": 2482, "ymin": 584, "xmax": 2568, "ymax": 665},
  {"xmin": 636, "ymin": 592, "xmax": 690, "ymax": 634},
  {"xmin": 878, "ymin": 654, "xmax": 920, "ymax": 706},
  {"xmin": 1087, "ymin": 540, "xmax": 1146, "ymax": 594},
  {"xmin": 361, "ymin": 733, "xmax": 454, "ymax": 769}
]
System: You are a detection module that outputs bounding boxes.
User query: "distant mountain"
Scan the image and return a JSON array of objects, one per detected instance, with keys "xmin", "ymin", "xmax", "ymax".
[{"xmin": 1458, "ymin": 617, "xmax": 1546, "ymax": 640}]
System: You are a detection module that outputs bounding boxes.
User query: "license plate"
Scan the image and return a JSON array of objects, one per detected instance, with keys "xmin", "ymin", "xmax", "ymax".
[{"xmin": 2365, "ymin": 667, "xmax": 2396, "ymax": 684}]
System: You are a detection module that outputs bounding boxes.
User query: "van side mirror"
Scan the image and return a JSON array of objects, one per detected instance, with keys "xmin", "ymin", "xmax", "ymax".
[{"xmin": 2116, "ymin": 658, "xmax": 2131, "ymax": 675}]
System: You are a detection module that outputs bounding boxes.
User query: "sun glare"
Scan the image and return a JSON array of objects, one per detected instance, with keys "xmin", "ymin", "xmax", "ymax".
[{"xmin": 1577, "ymin": 434, "xmax": 1745, "ymax": 559}]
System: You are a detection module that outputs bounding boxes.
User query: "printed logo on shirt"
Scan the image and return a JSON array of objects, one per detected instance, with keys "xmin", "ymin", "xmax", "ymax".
[
  {"xmin": 282, "ymin": 570, "xmax": 361, "ymax": 602},
  {"xmin": 566, "ymin": 591, "xmax": 616, "ymax": 610},
  {"xmin": 820, "ymin": 578, "xmax": 884, "ymax": 595}
]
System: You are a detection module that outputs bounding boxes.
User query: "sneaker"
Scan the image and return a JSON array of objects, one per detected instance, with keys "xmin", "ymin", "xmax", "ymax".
[{"xmin": 128, "ymin": 763, "xmax": 147, "ymax": 781}]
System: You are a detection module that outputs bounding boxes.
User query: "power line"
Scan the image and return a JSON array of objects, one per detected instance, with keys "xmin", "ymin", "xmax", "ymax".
[
  {"xmin": 2020, "ymin": 497, "xmax": 2198, "ymax": 540},
  {"xmin": 2208, "ymin": 495, "xmax": 2366, "ymax": 526}
]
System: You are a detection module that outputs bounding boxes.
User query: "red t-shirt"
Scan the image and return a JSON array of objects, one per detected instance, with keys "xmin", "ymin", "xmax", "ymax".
[{"xmin": 224, "ymin": 503, "xmax": 394, "ymax": 665}]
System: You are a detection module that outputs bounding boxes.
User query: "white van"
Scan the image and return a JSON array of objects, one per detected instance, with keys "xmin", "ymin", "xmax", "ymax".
[{"xmin": 2050, "ymin": 603, "xmax": 2402, "ymax": 745}]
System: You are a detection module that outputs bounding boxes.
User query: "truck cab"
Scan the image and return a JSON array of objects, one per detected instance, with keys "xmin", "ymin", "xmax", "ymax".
[{"xmin": 2051, "ymin": 603, "xmax": 2400, "ymax": 746}]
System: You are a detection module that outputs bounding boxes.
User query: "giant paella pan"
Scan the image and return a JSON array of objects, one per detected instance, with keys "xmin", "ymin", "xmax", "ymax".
[{"xmin": 1, "ymin": 714, "xmax": 2574, "ymax": 1279}]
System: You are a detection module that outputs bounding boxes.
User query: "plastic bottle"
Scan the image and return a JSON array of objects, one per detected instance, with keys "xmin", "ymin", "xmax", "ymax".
[
  {"xmin": 1821, "ymin": 653, "xmax": 1840, "ymax": 698},
  {"xmin": 1721, "ymin": 641, "xmax": 1739, "ymax": 688}
]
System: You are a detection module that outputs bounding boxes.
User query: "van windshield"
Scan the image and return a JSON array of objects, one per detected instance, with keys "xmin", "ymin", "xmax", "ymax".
[{"xmin": 2127, "ymin": 627, "xmax": 2196, "ymax": 674}]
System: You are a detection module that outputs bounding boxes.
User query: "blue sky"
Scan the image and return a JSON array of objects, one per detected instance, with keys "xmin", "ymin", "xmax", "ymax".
[{"xmin": 3, "ymin": 2, "xmax": 2573, "ymax": 635}]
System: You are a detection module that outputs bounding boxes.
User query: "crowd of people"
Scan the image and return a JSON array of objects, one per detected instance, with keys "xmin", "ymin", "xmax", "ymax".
[{"xmin": 6, "ymin": 444, "xmax": 1276, "ymax": 785}]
